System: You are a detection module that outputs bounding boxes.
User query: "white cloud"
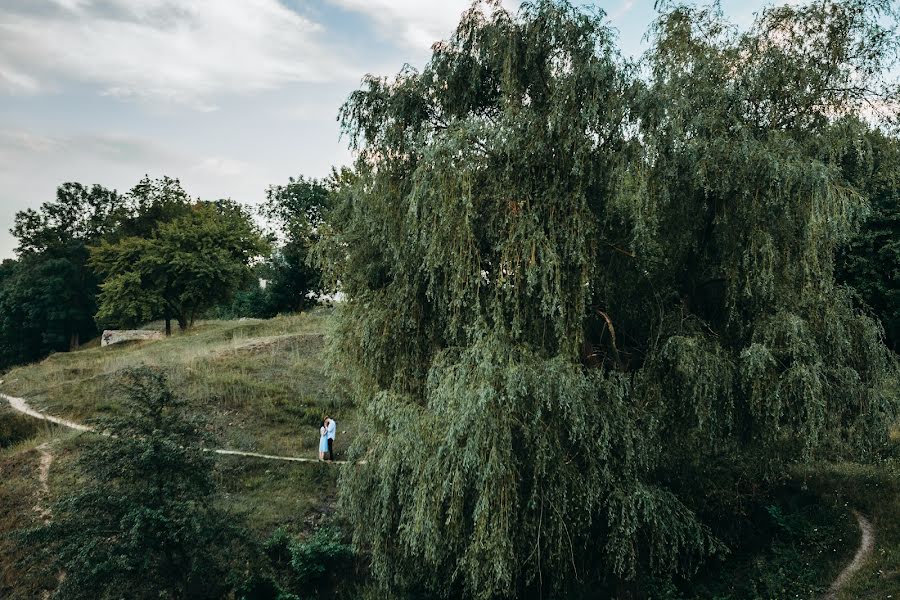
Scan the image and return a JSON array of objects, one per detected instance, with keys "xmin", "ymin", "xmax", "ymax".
[
  {"xmin": 0, "ymin": 129, "xmax": 180, "ymax": 168},
  {"xmin": 609, "ymin": 1, "xmax": 635, "ymax": 22},
  {"xmin": 0, "ymin": 130, "xmax": 65, "ymax": 154},
  {"xmin": 0, "ymin": 63, "xmax": 41, "ymax": 94},
  {"xmin": 0, "ymin": 0, "xmax": 355, "ymax": 109},
  {"xmin": 191, "ymin": 157, "xmax": 251, "ymax": 177},
  {"xmin": 329, "ymin": 0, "xmax": 520, "ymax": 50}
]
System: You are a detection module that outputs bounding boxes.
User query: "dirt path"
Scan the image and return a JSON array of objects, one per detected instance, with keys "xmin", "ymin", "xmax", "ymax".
[
  {"xmin": 1, "ymin": 390, "xmax": 359, "ymax": 465},
  {"xmin": 33, "ymin": 443, "xmax": 53, "ymax": 522},
  {"xmin": 3, "ymin": 393, "xmax": 90, "ymax": 432},
  {"xmin": 822, "ymin": 510, "xmax": 874, "ymax": 600}
]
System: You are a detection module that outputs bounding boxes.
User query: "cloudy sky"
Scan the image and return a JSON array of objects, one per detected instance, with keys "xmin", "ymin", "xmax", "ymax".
[{"xmin": 0, "ymin": 0, "xmax": 773, "ymax": 258}]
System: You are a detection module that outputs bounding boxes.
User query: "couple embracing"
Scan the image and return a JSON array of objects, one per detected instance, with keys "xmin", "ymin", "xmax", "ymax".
[{"xmin": 318, "ymin": 416, "xmax": 336, "ymax": 461}]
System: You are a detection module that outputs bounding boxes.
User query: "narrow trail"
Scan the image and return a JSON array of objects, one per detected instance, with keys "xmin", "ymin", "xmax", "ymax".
[
  {"xmin": 33, "ymin": 443, "xmax": 53, "ymax": 523},
  {"xmin": 1, "ymin": 390, "xmax": 360, "ymax": 465},
  {"xmin": 4, "ymin": 394, "xmax": 89, "ymax": 432},
  {"xmin": 822, "ymin": 509, "xmax": 875, "ymax": 600}
]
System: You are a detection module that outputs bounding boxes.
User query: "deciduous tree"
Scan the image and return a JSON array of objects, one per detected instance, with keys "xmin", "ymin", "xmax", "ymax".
[
  {"xmin": 326, "ymin": 1, "xmax": 899, "ymax": 597},
  {"xmin": 92, "ymin": 201, "xmax": 268, "ymax": 333},
  {"xmin": 259, "ymin": 175, "xmax": 331, "ymax": 314},
  {"xmin": 22, "ymin": 368, "xmax": 235, "ymax": 600},
  {"xmin": 5, "ymin": 183, "xmax": 123, "ymax": 355}
]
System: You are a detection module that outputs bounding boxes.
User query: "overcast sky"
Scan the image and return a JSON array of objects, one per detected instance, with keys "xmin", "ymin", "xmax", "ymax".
[{"xmin": 0, "ymin": 0, "xmax": 774, "ymax": 259}]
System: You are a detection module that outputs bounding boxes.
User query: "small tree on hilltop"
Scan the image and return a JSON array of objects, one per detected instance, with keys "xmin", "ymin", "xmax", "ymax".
[
  {"xmin": 22, "ymin": 368, "xmax": 235, "ymax": 600},
  {"xmin": 92, "ymin": 200, "xmax": 269, "ymax": 334},
  {"xmin": 260, "ymin": 175, "xmax": 332, "ymax": 314}
]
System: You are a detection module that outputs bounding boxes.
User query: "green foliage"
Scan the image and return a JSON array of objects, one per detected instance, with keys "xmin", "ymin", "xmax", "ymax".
[
  {"xmin": 260, "ymin": 525, "xmax": 355, "ymax": 599},
  {"xmin": 234, "ymin": 574, "xmax": 301, "ymax": 600},
  {"xmin": 11, "ymin": 183, "xmax": 124, "ymax": 255},
  {"xmin": 0, "ymin": 183, "xmax": 124, "ymax": 367},
  {"xmin": 259, "ymin": 175, "xmax": 332, "ymax": 314},
  {"xmin": 325, "ymin": 0, "xmax": 900, "ymax": 597},
  {"xmin": 288, "ymin": 526, "xmax": 354, "ymax": 591},
  {"xmin": 20, "ymin": 367, "xmax": 237, "ymax": 600},
  {"xmin": 118, "ymin": 176, "xmax": 193, "ymax": 239},
  {"xmin": 688, "ymin": 489, "xmax": 858, "ymax": 599},
  {"xmin": 0, "ymin": 177, "xmax": 194, "ymax": 369},
  {"xmin": 92, "ymin": 201, "xmax": 269, "ymax": 331},
  {"xmin": 837, "ymin": 126, "xmax": 900, "ymax": 351},
  {"xmin": 0, "ymin": 252, "xmax": 96, "ymax": 368}
]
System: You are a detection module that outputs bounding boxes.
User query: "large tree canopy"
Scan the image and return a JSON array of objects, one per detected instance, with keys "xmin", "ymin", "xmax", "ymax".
[
  {"xmin": 326, "ymin": 0, "xmax": 899, "ymax": 597},
  {"xmin": 91, "ymin": 201, "xmax": 268, "ymax": 333},
  {"xmin": 259, "ymin": 175, "xmax": 331, "ymax": 314},
  {"xmin": 1, "ymin": 183, "xmax": 124, "ymax": 362}
]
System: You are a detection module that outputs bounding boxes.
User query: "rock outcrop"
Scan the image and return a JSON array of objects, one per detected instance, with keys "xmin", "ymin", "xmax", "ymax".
[{"xmin": 101, "ymin": 330, "xmax": 164, "ymax": 347}]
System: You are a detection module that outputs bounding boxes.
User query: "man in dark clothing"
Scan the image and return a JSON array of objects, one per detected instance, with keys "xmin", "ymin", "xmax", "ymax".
[{"xmin": 325, "ymin": 416, "xmax": 336, "ymax": 461}]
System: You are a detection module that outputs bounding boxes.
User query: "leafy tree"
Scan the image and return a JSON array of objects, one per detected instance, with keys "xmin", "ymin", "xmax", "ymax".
[
  {"xmin": 836, "ymin": 125, "xmax": 900, "ymax": 351},
  {"xmin": 92, "ymin": 201, "xmax": 268, "ymax": 334},
  {"xmin": 0, "ymin": 246, "xmax": 99, "ymax": 363},
  {"xmin": 118, "ymin": 176, "xmax": 193, "ymax": 239},
  {"xmin": 260, "ymin": 176, "xmax": 331, "ymax": 314},
  {"xmin": 11, "ymin": 183, "xmax": 124, "ymax": 255},
  {"xmin": 325, "ymin": 1, "xmax": 899, "ymax": 597},
  {"xmin": 22, "ymin": 368, "xmax": 235, "ymax": 599},
  {"xmin": 2, "ymin": 183, "xmax": 123, "ymax": 359}
]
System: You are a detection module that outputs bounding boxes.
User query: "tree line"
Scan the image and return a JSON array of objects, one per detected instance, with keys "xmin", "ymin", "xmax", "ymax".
[{"xmin": 0, "ymin": 174, "xmax": 334, "ymax": 370}]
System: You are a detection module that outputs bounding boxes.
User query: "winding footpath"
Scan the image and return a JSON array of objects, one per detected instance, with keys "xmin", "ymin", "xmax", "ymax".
[
  {"xmin": 33, "ymin": 442, "xmax": 53, "ymax": 523},
  {"xmin": 822, "ymin": 509, "xmax": 875, "ymax": 600},
  {"xmin": 0, "ymin": 389, "xmax": 356, "ymax": 465}
]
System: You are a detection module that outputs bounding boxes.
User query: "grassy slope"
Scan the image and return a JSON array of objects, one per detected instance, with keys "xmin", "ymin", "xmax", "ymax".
[
  {"xmin": 804, "ymin": 459, "xmax": 900, "ymax": 599},
  {"xmin": 0, "ymin": 310, "xmax": 356, "ymax": 538},
  {"xmin": 0, "ymin": 310, "xmax": 354, "ymax": 458}
]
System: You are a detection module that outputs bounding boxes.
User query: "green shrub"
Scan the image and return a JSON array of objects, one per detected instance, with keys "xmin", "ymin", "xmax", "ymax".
[
  {"xmin": 235, "ymin": 574, "xmax": 300, "ymax": 600},
  {"xmin": 289, "ymin": 526, "xmax": 355, "ymax": 592}
]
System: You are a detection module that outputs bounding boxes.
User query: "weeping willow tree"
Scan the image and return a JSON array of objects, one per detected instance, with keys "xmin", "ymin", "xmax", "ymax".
[{"xmin": 324, "ymin": 0, "xmax": 900, "ymax": 597}]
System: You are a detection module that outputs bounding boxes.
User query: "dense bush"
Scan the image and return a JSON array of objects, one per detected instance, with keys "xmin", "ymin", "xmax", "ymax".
[{"xmin": 260, "ymin": 526, "xmax": 356, "ymax": 599}]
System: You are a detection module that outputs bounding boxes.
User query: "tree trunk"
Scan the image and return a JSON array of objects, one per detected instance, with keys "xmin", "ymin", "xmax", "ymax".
[
  {"xmin": 177, "ymin": 316, "xmax": 188, "ymax": 331},
  {"xmin": 69, "ymin": 331, "xmax": 80, "ymax": 351},
  {"xmin": 165, "ymin": 317, "xmax": 172, "ymax": 337}
]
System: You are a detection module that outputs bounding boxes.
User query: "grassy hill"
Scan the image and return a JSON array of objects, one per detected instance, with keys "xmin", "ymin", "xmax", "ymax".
[
  {"xmin": 1, "ymin": 310, "xmax": 354, "ymax": 458},
  {"xmin": 0, "ymin": 310, "xmax": 359, "ymax": 598},
  {"xmin": 0, "ymin": 310, "xmax": 897, "ymax": 599}
]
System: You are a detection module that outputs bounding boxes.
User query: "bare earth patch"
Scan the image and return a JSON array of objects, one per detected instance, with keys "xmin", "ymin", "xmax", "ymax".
[{"xmin": 32, "ymin": 443, "xmax": 53, "ymax": 523}]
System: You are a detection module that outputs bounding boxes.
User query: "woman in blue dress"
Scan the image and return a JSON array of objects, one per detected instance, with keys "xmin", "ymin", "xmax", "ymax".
[{"xmin": 318, "ymin": 420, "xmax": 328, "ymax": 461}]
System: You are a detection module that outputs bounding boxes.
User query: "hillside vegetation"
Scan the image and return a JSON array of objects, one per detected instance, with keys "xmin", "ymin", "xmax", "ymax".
[
  {"xmin": 1, "ymin": 310, "xmax": 352, "ymax": 457},
  {"xmin": 1, "ymin": 0, "xmax": 899, "ymax": 594},
  {"xmin": 0, "ymin": 312, "xmax": 897, "ymax": 598},
  {"xmin": 0, "ymin": 310, "xmax": 355, "ymax": 540}
]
